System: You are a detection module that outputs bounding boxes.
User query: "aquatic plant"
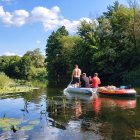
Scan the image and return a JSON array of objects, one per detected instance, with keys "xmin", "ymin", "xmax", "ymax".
[{"xmin": 0, "ymin": 118, "xmax": 21, "ymax": 131}]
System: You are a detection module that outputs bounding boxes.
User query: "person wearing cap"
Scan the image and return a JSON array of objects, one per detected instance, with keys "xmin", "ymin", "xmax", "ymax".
[
  {"xmin": 80, "ymin": 73, "xmax": 90, "ymax": 88},
  {"xmin": 92, "ymin": 73, "xmax": 101, "ymax": 88}
]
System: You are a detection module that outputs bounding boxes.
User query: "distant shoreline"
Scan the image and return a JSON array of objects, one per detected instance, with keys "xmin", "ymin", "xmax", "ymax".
[{"xmin": 0, "ymin": 86, "xmax": 39, "ymax": 94}]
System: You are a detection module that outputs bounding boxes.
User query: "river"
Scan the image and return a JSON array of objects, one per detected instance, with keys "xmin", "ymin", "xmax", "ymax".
[{"xmin": 0, "ymin": 88, "xmax": 140, "ymax": 140}]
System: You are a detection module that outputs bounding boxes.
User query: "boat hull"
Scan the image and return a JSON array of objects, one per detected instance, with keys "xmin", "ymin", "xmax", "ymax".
[
  {"xmin": 64, "ymin": 85, "xmax": 97, "ymax": 95},
  {"xmin": 98, "ymin": 88, "xmax": 137, "ymax": 98},
  {"xmin": 98, "ymin": 92, "xmax": 136, "ymax": 98}
]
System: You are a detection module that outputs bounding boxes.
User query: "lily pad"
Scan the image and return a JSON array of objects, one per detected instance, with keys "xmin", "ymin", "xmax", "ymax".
[
  {"xmin": 28, "ymin": 120, "xmax": 40, "ymax": 125},
  {"xmin": 22, "ymin": 125, "xmax": 34, "ymax": 131},
  {"xmin": 0, "ymin": 118, "xmax": 21, "ymax": 131}
]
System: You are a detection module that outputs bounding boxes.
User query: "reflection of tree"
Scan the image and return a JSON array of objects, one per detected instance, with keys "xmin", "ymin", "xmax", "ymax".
[
  {"xmin": 59, "ymin": 96, "xmax": 137, "ymax": 140},
  {"xmin": 94, "ymin": 106, "xmax": 137, "ymax": 140},
  {"xmin": 47, "ymin": 96, "xmax": 75, "ymax": 128},
  {"xmin": 20, "ymin": 100, "xmax": 29, "ymax": 116},
  {"xmin": 1, "ymin": 88, "xmax": 139, "ymax": 140},
  {"xmin": 0, "ymin": 89, "xmax": 43, "ymax": 103},
  {"xmin": 22, "ymin": 89, "xmax": 42, "ymax": 103}
]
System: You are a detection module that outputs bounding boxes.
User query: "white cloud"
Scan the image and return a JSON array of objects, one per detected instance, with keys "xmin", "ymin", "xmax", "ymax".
[
  {"xmin": 12, "ymin": 9, "xmax": 29, "ymax": 26},
  {"xmin": 80, "ymin": 17, "xmax": 92, "ymax": 22},
  {"xmin": 2, "ymin": 51, "xmax": 22, "ymax": 56},
  {"xmin": 0, "ymin": 6, "xmax": 29, "ymax": 26},
  {"xmin": 0, "ymin": 6, "xmax": 13, "ymax": 25},
  {"xmin": 3, "ymin": 52, "xmax": 16, "ymax": 56},
  {"xmin": 59, "ymin": 19, "xmax": 80, "ymax": 33},
  {"xmin": 32, "ymin": 6, "xmax": 60, "ymax": 23},
  {"xmin": 0, "ymin": 6, "xmax": 96, "ymax": 33},
  {"xmin": 31, "ymin": 6, "xmax": 61, "ymax": 31}
]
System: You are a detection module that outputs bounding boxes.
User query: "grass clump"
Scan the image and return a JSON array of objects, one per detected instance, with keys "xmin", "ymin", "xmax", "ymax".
[
  {"xmin": 0, "ymin": 72, "xmax": 13, "ymax": 88},
  {"xmin": 0, "ymin": 72, "xmax": 34, "ymax": 94}
]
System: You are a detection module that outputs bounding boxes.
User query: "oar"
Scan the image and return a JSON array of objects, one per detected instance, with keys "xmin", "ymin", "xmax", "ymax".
[{"xmin": 68, "ymin": 80, "xmax": 72, "ymax": 87}]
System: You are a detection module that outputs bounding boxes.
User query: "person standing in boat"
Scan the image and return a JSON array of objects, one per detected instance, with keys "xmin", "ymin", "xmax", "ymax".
[
  {"xmin": 72, "ymin": 64, "xmax": 81, "ymax": 87},
  {"xmin": 89, "ymin": 76, "xmax": 92, "ymax": 87},
  {"xmin": 80, "ymin": 73, "xmax": 90, "ymax": 88},
  {"xmin": 92, "ymin": 73, "xmax": 101, "ymax": 89}
]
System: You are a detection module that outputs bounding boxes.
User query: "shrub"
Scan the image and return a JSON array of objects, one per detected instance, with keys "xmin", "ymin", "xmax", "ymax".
[
  {"xmin": 0, "ymin": 72, "xmax": 13, "ymax": 88},
  {"xmin": 123, "ymin": 68, "xmax": 140, "ymax": 87}
]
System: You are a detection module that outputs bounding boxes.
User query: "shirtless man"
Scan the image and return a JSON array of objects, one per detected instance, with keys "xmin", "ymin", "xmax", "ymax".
[{"xmin": 72, "ymin": 64, "xmax": 81, "ymax": 87}]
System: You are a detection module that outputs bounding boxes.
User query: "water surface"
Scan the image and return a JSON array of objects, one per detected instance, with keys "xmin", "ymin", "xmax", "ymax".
[{"xmin": 0, "ymin": 88, "xmax": 140, "ymax": 140}]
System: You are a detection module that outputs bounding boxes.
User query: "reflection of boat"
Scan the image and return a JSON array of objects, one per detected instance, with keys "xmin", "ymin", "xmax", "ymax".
[
  {"xmin": 92, "ymin": 97, "xmax": 136, "ymax": 114},
  {"xmin": 98, "ymin": 86, "xmax": 137, "ymax": 98},
  {"xmin": 64, "ymin": 85, "xmax": 96, "ymax": 95},
  {"xmin": 64, "ymin": 92, "xmax": 95, "ymax": 101},
  {"xmin": 75, "ymin": 100, "xmax": 82, "ymax": 117},
  {"xmin": 100, "ymin": 98, "xmax": 136, "ymax": 109}
]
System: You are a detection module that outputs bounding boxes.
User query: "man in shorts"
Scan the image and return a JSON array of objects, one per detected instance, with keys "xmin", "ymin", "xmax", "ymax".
[{"xmin": 72, "ymin": 64, "xmax": 81, "ymax": 87}]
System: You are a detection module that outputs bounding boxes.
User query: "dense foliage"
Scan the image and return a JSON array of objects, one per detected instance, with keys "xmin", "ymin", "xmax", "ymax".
[
  {"xmin": 45, "ymin": 1, "xmax": 140, "ymax": 87},
  {"xmin": 0, "ymin": 72, "xmax": 13, "ymax": 88},
  {"xmin": 0, "ymin": 48, "xmax": 47, "ymax": 82}
]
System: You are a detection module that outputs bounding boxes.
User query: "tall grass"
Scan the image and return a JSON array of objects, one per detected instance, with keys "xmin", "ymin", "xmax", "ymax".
[
  {"xmin": 0, "ymin": 72, "xmax": 34, "ymax": 94},
  {"xmin": 0, "ymin": 72, "xmax": 13, "ymax": 88}
]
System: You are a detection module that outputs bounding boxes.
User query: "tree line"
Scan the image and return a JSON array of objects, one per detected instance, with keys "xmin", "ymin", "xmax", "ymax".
[
  {"xmin": 0, "ymin": 48, "xmax": 47, "ymax": 82},
  {"xmin": 45, "ymin": 1, "xmax": 140, "ymax": 87}
]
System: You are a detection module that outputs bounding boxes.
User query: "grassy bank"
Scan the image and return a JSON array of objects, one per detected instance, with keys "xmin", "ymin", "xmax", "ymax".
[
  {"xmin": 0, "ymin": 86, "xmax": 35, "ymax": 94},
  {"xmin": 0, "ymin": 72, "xmax": 40, "ymax": 95}
]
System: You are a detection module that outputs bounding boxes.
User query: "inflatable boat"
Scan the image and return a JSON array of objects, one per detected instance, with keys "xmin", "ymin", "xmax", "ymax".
[
  {"xmin": 97, "ymin": 86, "xmax": 137, "ymax": 98},
  {"xmin": 64, "ymin": 85, "xmax": 97, "ymax": 95}
]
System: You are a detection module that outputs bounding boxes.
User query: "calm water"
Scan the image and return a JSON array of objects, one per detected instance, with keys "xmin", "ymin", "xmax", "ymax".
[{"xmin": 0, "ymin": 88, "xmax": 140, "ymax": 140}]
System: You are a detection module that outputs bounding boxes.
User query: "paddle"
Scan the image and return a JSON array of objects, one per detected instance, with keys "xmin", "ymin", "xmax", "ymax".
[{"xmin": 68, "ymin": 80, "xmax": 72, "ymax": 87}]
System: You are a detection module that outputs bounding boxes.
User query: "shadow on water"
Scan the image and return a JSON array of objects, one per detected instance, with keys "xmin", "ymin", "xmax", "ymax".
[{"xmin": 0, "ymin": 87, "xmax": 140, "ymax": 140}]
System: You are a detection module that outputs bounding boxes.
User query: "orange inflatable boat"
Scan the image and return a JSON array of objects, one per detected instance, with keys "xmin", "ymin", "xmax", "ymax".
[{"xmin": 98, "ymin": 86, "xmax": 137, "ymax": 97}]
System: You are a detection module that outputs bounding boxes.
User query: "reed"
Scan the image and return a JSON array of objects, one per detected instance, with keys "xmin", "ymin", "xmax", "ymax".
[{"xmin": 0, "ymin": 72, "xmax": 34, "ymax": 94}]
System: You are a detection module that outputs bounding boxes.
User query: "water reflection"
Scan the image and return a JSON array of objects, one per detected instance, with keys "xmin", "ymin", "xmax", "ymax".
[
  {"xmin": 0, "ymin": 88, "xmax": 139, "ymax": 140},
  {"xmin": 92, "ymin": 97, "xmax": 137, "ymax": 115},
  {"xmin": 75, "ymin": 100, "xmax": 82, "ymax": 118}
]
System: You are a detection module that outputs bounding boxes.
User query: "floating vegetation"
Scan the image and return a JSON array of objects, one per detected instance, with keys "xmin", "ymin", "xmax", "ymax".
[
  {"xmin": 0, "ymin": 117, "xmax": 40, "ymax": 133},
  {"xmin": 10, "ymin": 124, "xmax": 20, "ymax": 133},
  {"xmin": 0, "ymin": 86, "xmax": 34, "ymax": 95},
  {"xmin": 22, "ymin": 125, "xmax": 34, "ymax": 131},
  {"xmin": 28, "ymin": 120, "xmax": 40, "ymax": 125},
  {"xmin": 0, "ymin": 118, "xmax": 21, "ymax": 132},
  {"xmin": 20, "ymin": 120, "xmax": 39, "ymax": 131}
]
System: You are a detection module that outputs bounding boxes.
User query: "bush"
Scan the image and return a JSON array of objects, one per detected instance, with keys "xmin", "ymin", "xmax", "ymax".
[
  {"xmin": 0, "ymin": 72, "xmax": 13, "ymax": 88},
  {"xmin": 123, "ymin": 68, "xmax": 140, "ymax": 87},
  {"xmin": 32, "ymin": 68, "xmax": 47, "ymax": 82}
]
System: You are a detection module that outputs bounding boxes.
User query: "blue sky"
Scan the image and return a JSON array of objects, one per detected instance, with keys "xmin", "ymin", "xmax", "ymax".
[{"xmin": 0, "ymin": 0, "xmax": 132, "ymax": 56}]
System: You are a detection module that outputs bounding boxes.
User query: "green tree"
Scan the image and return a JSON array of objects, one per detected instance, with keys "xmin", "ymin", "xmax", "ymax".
[
  {"xmin": 127, "ymin": 0, "xmax": 140, "ymax": 68},
  {"xmin": 96, "ymin": 1, "xmax": 139, "ymax": 84},
  {"xmin": 45, "ymin": 26, "xmax": 70, "ymax": 86},
  {"xmin": 75, "ymin": 20, "xmax": 98, "ymax": 75},
  {"xmin": 18, "ymin": 56, "xmax": 33, "ymax": 80},
  {"xmin": 24, "ymin": 48, "xmax": 45, "ymax": 68},
  {"xmin": 5, "ymin": 56, "xmax": 21, "ymax": 78}
]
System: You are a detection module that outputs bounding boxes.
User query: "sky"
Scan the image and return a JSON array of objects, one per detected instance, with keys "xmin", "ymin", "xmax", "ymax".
[{"xmin": 0, "ymin": 0, "xmax": 133, "ymax": 56}]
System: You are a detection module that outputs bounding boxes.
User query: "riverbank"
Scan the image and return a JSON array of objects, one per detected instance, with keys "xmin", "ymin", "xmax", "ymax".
[{"xmin": 0, "ymin": 86, "xmax": 38, "ymax": 94}]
